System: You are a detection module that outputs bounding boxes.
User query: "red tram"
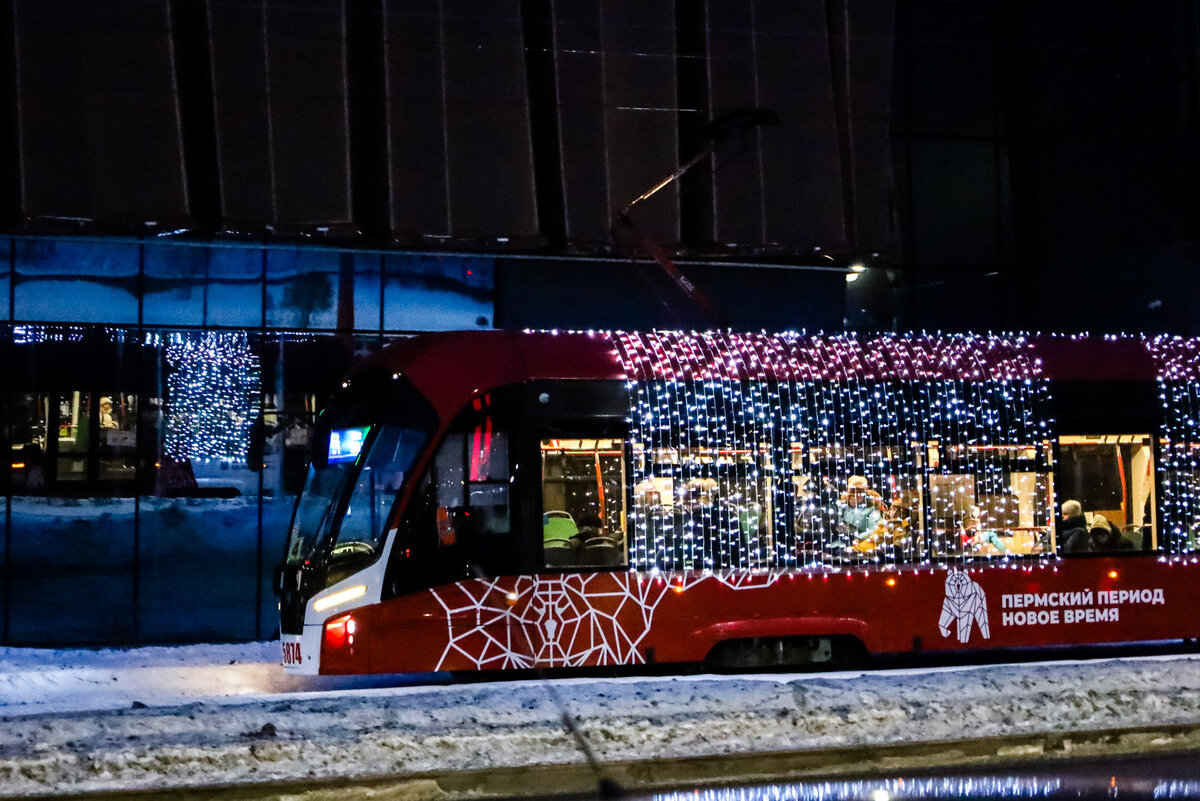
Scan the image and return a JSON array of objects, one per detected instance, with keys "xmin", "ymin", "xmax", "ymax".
[{"xmin": 276, "ymin": 331, "xmax": 1200, "ymax": 674}]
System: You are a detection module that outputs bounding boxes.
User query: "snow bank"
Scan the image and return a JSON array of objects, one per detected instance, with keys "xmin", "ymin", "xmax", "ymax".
[{"xmin": 2, "ymin": 646, "xmax": 1200, "ymax": 797}]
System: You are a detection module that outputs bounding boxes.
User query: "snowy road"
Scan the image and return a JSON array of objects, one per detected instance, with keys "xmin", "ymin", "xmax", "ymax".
[{"xmin": 2, "ymin": 643, "xmax": 1200, "ymax": 798}]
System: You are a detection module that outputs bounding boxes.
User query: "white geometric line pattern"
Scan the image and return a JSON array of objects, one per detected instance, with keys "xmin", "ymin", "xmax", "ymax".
[
  {"xmin": 429, "ymin": 570, "xmax": 785, "ymax": 670},
  {"xmin": 938, "ymin": 569, "xmax": 990, "ymax": 643}
]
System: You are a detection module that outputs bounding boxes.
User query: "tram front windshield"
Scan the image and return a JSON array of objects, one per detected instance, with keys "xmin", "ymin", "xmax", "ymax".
[{"xmin": 285, "ymin": 376, "xmax": 436, "ymax": 567}]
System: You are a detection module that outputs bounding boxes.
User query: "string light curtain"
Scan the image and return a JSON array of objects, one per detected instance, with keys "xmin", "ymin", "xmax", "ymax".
[
  {"xmin": 920, "ymin": 378, "xmax": 1055, "ymax": 568},
  {"xmin": 1147, "ymin": 335, "xmax": 1200, "ymax": 557},
  {"xmin": 163, "ymin": 331, "xmax": 260, "ymax": 463},
  {"xmin": 611, "ymin": 331, "xmax": 1053, "ymax": 573}
]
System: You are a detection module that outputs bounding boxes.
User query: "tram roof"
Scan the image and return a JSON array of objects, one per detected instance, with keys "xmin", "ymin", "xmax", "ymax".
[{"xmin": 358, "ymin": 330, "xmax": 1198, "ymax": 418}]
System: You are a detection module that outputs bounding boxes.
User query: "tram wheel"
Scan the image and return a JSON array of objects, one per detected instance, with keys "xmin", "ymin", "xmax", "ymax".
[{"xmin": 705, "ymin": 635, "xmax": 867, "ymax": 671}]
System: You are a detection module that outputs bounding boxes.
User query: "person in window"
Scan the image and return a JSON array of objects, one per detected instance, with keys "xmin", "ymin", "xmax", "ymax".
[
  {"xmin": 99, "ymin": 398, "xmax": 118, "ymax": 429},
  {"xmin": 832, "ymin": 475, "xmax": 883, "ymax": 548},
  {"xmin": 1060, "ymin": 499, "xmax": 1092, "ymax": 553},
  {"xmin": 962, "ymin": 505, "xmax": 1009, "ymax": 555},
  {"xmin": 1088, "ymin": 513, "xmax": 1122, "ymax": 552}
]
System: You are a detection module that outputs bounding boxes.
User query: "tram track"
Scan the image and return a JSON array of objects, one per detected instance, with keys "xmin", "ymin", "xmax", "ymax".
[
  {"xmin": 25, "ymin": 722, "xmax": 1200, "ymax": 801},
  {"xmin": 5, "ymin": 654, "xmax": 1200, "ymax": 800}
]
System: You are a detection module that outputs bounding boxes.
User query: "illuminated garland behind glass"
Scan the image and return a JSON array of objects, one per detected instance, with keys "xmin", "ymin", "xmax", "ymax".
[
  {"xmin": 613, "ymin": 332, "xmax": 1055, "ymax": 572},
  {"xmin": 163, "ymin": 331, "xmax": 260, "ymax": 463},
  {"xmin": 1157, "ymin": 380, "xmax": 1200, "ymax": 555},
  {"xmin": 626, "ymin": 377, "xmax": 1054, "ymax": 571},
  {"xmin": 1145, "ymin": 335, "xmax": 1200, "ymax": 557}
]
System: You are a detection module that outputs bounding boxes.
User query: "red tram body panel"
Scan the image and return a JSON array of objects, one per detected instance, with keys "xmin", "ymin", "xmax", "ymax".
[
  {"xmin": 277, "ymin": 332, "xmax": 1200, "ymax": 675},
  {"xmin": 317, "ymin": 559, "xmax": 1194, "ymax": 674}
]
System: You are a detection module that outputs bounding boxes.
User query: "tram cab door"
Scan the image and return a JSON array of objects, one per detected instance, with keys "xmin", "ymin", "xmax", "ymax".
[{"xmin": 386, "ymin": 395, "xmax": 514, "ymax": 597}]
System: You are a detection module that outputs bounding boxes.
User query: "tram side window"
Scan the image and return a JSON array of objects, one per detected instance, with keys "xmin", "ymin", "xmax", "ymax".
[
  {"xmin": 792, "ymin": 444, "xmax": 924, "ymax": 563},
  {"xmin": 1057, "ymin": 435, "xmax": 1155, "ymax": 554},
  {"xmin": 928, "ymin": 470, "xmax": 1052, "ymax": 558},
  {"xmin": 413, "ymin": 432, "xmax": 511, "ymax": 547},
  {"xmin": 541, "ymin": 439, "xmax": 627, "ymax": 570},
  {"xmin": 330, "ymin": 426, "xmax": 426, "ymax": 560}
]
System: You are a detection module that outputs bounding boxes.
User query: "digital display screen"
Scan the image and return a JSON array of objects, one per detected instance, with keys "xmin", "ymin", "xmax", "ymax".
[{"xmin": 328, "ymin": 427, "xmax": 369, "ymax": 463}]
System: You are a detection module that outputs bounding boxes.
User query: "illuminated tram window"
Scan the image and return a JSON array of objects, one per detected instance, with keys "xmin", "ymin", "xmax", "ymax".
[
  {"xmin": 541, "ymin": 438, "xmax": 627, "ymax": 570},
  {"xmin": 1057, "ymin": 434, "xmax": 1155, "ymax": 554}
]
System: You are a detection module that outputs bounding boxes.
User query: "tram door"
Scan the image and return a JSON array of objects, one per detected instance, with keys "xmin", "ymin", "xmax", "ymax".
[
  {"xmin": 387, "ymin": 394, "xmax": 515, "ymax": 597},
  {"xmin": 1056, "ymin": 434, "xmax": 1155, "ymax": 552}
]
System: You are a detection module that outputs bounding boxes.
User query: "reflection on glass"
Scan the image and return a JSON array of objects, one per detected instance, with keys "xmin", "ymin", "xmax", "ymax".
[
  {"xmin": 650, "ymin": 776, "xmax": 1067, "ymax": 801},
  {"xmin": 383, "ymin": 253, "xmax": 494, "ymax": 330},
  {"xmin": 9, "ymin": 393, "xmax": 47, "ymax": 494},
  {"xmin": 352, "ymin": 253, "xmax": 382, "ymax": 331},
  {"xmin": 54, "ymin": 391, "xmax": 88, "ymax": 482},
  {"xmin": 266, "ymin": 248, "xmax": 341, "ymax": 329},
  {"xmin": 646, "ymin": 769, "xmax": 1200, "ymax": 800},
  {"xmin": 14, "ymin": 239, "xmax": 139, "ymax": 323},
  {"xmin": 143, "ymin": 244, "xmax": 207, "ymax": 326},
  {"xmin": 206, "ymin": 247, "xmax": 262, "ymax": 327},
  {"xmin": 97, "ymin": 394, "xmax": 137, "ymax": 483}
]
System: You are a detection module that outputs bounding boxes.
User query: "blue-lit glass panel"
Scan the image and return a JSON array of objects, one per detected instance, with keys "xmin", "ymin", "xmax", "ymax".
[
  {"xmin": 383, "ymin": 254, "xmax": 494, "ymax": 331},
  {"xmin": 353, "ymin": 253, "xmax": 382, "ymax": 333},
  {"xmin": 9, "ymin": 499, "xmax": 136, "ymax": 643},
  {"xmin": 13, "ymin": 239, "xmax": 138, "ymax": 323},
  {"xmin": 1, "ymin": 237, "xmax": 10, "ymax": 321},
  {"xmin": 139, "ymin": 327, "xmax": 261, "ymax": 642},
  {"xmin": 266, "ymin": 248, "xmax": 341, "ymax": 330},
  {"xmin": 206, "ymin": 247, "xmax": 263, "ymax": 327},
  {"xmin": 137, "ymin": 495, "xmax": 258, "ymax": 641},
  {"xmin": 143, "ymin": 243, "xmax": 207, "ymax": 326}
]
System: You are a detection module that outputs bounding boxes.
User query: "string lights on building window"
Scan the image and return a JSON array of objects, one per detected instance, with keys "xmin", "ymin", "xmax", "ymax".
[{"xmin": 163, "ymin": 331, "xmax": 260, "ymax": 463}]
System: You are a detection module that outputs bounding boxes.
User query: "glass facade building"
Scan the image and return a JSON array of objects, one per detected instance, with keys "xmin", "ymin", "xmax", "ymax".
[{"xmin": 0, "ymin": 236, "xmax": 494, "ymax": 645}]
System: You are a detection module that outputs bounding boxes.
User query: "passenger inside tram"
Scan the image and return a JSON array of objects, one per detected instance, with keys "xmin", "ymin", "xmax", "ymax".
[
  {"xmin": 961, "ymin": 505, "xmax": 1009, "ymax": 555},
  {"xmin": 1057, "ymin": 434, "xmax": 1156, "ymax": 553},
  {"xmin": 831, "ymin": 475, "xmax": 883, "ymax": 547}
]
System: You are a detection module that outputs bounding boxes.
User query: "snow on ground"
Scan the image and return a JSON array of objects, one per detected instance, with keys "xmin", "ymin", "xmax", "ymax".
[{"xmin": 1, "ymin": 645, "xmax": 1200, "ymax": 797}]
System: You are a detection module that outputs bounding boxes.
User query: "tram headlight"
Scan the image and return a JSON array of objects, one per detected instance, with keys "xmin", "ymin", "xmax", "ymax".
[{"xmin": 313, "ymin": 584, "xmax": 367, "ymax": 612}]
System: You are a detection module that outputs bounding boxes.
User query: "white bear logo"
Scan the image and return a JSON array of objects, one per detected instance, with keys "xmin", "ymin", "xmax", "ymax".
[{"xmin": 939, "ymin": 570, "xmax": 990, "ymax": 643}]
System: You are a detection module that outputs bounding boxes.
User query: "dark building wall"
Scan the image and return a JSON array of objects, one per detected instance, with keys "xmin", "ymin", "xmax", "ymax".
[
  {"xmin": 14, "ymin": 1, "xmax": 189, "ymax": 229},
  {"xmin": 887, "ymin": 0, "xmax": 1200, "ymax": 335},
  {"xmin": 0, "ymin": 0, "xmax": 895, "ymax": 266},
  {"xmin": 3, "ymin": 1, "xmax": 1200, "ymax": 333},
  {"xmin": 494, "ymin": 257, "xmax": 845, "ymax": 331}
]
